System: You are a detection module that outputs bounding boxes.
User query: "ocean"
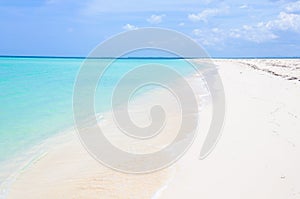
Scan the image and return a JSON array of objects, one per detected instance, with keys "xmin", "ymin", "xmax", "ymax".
[{"xmin": 0, "ymin": 57, "xmax": 196, "ymax": 188}]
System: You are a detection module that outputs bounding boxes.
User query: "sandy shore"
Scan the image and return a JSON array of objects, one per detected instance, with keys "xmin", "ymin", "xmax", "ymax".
[
  {"xmin": 160, "ymin": 59, "xmax": 300, "ymax": 198},
  {"xmin": 6, "ymin": 59, "xmax": 300, "ymax": 199}
]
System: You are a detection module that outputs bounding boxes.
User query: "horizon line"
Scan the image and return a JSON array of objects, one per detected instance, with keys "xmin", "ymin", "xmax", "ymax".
[{"xmin": 0, "ymin": 55, "xmax": 300, "ymax": 59}]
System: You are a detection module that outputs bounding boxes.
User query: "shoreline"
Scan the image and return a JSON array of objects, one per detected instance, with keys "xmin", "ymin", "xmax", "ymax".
[
  {"xmin": 4, "ymin": 59, "xmax": 300, "ymax": 198},
  {"xmin": 4, "ymin": 67, "xmax": 209, "ymax": 198},
  {"xmin": 0, "ymin": 127, "xmax": 75, "ymax": 199}
]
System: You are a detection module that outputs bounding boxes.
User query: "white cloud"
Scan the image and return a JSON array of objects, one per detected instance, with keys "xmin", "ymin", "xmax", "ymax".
[
  {"xmin": 147, "ymin": 14, "xmax": 165, "ymax": 24},
  {"xmin": 189, "ymin": 2, "xmax": 300, "ymax": 46},
  {"xmin": 122, "ymin": 24, "xmax": 138, "ymax": 31},
  {"xmin": 230, "ymin": 11, "xmax": 300, "ymax": 43},
  {"xmin": 188, "ymin": 6, "xmax": 229, "ymax": 22},
  {"xmin": 192, "ymin": 28, "xmax": 226, "ymax": 46},
  {"xmin": 229, "ymin": 23, "xmax": 278, "ymax": 43},
  {"xmin": 226, "ymin": 11, "xmax": 300, "ymax": 43},
  {"xmin": 192, "ymin": 10, "xmax": 300, "ymax": 45},
  {"xmin": 266, "ymin": 12, "xmax": 300, "ymax": 32},
  {"xmin": 285, "ymin": 1, "xmax": 300, "ymax": 12},
  {"xmin": 189, "ymin": 9, "xmax": 219, "ymax": 22},
  {"xmin": 178, "ymin": 22, "xmax": 185, "ymax": 26},
  {"xmin": 239, "ymin": 4, "xmax": 248, "ymax": 9},
  {"xmin": 192, "ymin": 21, "xmax": 278, "ymax": 45}
]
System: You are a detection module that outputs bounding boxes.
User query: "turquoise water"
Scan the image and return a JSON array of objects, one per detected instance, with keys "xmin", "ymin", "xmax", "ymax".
[
  {"xmin": 0, "ymin": 57, "xmax": 196, "ymax": 185},
  {"xmin": 0, "ymin": 58, "xmax": 80, "ymax": 162}
]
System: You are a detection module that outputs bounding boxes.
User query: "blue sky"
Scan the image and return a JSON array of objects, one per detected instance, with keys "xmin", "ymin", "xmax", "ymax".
[{"xmin": 0, "ymin": 0, "xmax": 300, "ymax": 57}]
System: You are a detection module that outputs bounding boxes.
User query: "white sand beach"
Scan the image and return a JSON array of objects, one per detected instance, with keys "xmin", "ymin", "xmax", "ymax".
[{"xmin": 6, "ymin": 59, "xmax": 300, "ymax": 199}]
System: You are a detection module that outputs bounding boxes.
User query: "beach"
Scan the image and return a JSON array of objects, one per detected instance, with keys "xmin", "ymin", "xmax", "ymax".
[{"xmin": 5, "ymin": 59, "xmax": 300, "ymax": 199}]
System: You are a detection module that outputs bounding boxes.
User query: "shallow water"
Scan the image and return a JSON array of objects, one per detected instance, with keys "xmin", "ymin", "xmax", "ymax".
[{"xmin": 0, "ymin": 57, "xmax": 197, "ymax": 185}]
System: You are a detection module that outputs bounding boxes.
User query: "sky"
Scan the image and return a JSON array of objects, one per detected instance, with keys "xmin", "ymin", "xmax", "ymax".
[{"xmin": 0, "ymin": 0, "xmax": 300, "ymax": 57}]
